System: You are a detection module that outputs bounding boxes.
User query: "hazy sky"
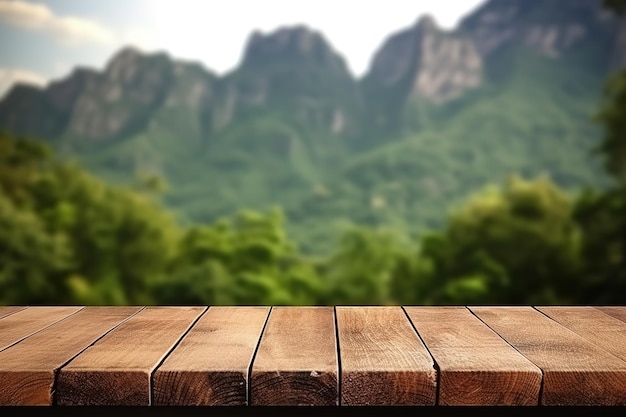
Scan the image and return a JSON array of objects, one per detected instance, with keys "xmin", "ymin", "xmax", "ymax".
[{"xmin": 0, "ymin": 0, "xmax": 485, "ymax": 96}]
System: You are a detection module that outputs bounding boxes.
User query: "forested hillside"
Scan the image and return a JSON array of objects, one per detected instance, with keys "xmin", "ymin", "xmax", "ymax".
[
  {"xmin": 1, "ymin": 121, "xmax": 624, "ymax": 306},
  {"xmin": 1, "ymin": 0, "xmax": 624, "ymax": 253},
  {"xmin": 0, "ymin": 0, "xmax": 625, "ymax": 306}
]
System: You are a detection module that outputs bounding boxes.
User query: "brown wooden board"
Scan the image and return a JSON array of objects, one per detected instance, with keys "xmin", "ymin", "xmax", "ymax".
[
  {"xmin": 471, "ymin": 306, "xmax": 626, "ymax": 405},
  {"xmin": 336, "ymin": 307, "xmax": 436, "ymax": 405},
  {"xmin": 0, "ymin": 306, "xmax": 142, "ymax": 405},
  {"xmin": 537, "ymin": 307, "xmax": 626, "ymax": 362},
  {"xmin": 56, "ymin": 306, "xmax": 205, "ymax": 405},
  {"xmin": 0, "ymin": 306, "xmax": 27, "ymax": 319},
  {"xmin": 597, "ymin": 307, "xmax": 626, "ymax": 323},
  {"xmin": 153, "ymin": 306, "xmax": 270, "ymax": 405},
  {"xmin": 250, "ymin": 307, "xmax": 338, "ymax": 405},
  {"xmin": 405, "ymin": 307, "xmax": 541, "ymax": 405},
  {"xmin": 0, "ymin": 306, "xmax": 83, "ymax": 352}
]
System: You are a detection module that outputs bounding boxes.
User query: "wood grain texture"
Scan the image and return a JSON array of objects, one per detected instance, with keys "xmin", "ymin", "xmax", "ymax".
[
  {"xmin": 537, "ymin": 307, "xmax": 626, "ymax": 362},
  {"xmin": 336, "ymin": 307, "xmax": 436, "ymax": 405},
  {"xmin": 0, "ymin": 306, "xmax": 142, "ymax": 405},
  {"xmin": 597, "ymin": 307, "xmax": 626, "ymax": 323},
  {"xmin": 0, "ymin": 306, "xmax": 83, "ymax": 352},
  {"xmin": 250, "ymin": 307, "xmax": 338, "ymax": 406},
  {"xmin": 56, "ymin": 307, "xmax": 205, "ymax": 406},
  {"xmin": 471, "ymin": 306, "xmax": 626, "ymax": 405},
  {"xmin": 405, "ymin": 307, "xmax": 541, "ymax": 405},
  {"xmin": 0, "ymin": 306, "xmax": 27, "ymax": 319},
  {"xmin": 153, "ymin": 306, "xmax": 270, "ymax": 405}
]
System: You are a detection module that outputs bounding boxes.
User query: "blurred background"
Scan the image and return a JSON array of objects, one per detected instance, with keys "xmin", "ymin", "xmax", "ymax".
[{"xmin": 0, "ymin": 0, "xmax": 624, "ymax": 306}]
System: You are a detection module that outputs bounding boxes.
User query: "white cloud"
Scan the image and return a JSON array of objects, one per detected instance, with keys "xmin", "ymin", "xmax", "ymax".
[
  {"xmin": 0, "ymin": 0, "xmax": 115, "ymax": 46},
  {"xmin": 0, "ymin": 68, "xmax": 47, "ymax": 98}
]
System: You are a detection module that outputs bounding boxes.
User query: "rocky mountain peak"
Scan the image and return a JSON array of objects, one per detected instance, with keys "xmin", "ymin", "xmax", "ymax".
[
  {"xmin": 460, "ymin": 0, "xmax": 621, "ymax": 64},
  {"xmin": 365, "ymin": 16, "xmax": 483, "ymax": 105},
  {"xmin": 104, "ymin": 47, "xmax": 142, "ymax": 80},
  {"xmin": 231, "ymin": 25, "xmax": 360, "ymax": 136},
  {"xmin": 62, "ymin": 46, "xmax": 177, "ymax": 141},
  {"xmin": 45, "ymin": 67, "xmax": 98, "ymax": 113},
  {"xmin": 240, "ymin": 25, "xmax": 348, "ymax": 74},
  {"xmin": 414, "ymin": 14, "xmax": 440, "ymax": 33},
  {"xmin": 104, "ymin": 47, "xmax": 173, "ymax": 83}
]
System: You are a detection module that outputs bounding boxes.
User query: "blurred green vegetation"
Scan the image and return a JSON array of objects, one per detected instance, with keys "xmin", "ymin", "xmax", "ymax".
[
  {"xmin": 1, "ymin": 1, "xmax": 624, "ymax": 306},
  {"xmin": 1, "ymin": 54, "xmax": 624, "ymax": 306},
  {"xmin": 35, "ymin": 21, "xmax": 607, "ymax": 257}
]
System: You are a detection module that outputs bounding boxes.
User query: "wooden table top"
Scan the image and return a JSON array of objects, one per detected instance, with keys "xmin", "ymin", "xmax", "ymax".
[{"xmin": 0, "ymin": 306, "xmax": 625, "ymax": 406}]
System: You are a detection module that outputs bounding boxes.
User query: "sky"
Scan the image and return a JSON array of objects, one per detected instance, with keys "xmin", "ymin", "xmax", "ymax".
[{"xmin": 0, "ymin": 0, "xmax": 486, "ymax": 96}]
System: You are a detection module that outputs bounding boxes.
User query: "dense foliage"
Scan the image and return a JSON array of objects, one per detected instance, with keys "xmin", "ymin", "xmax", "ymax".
[
  {"xmin": 86, "ymin": 49, "xmax": 609, "ymax": 255},
  {"xmin": 1, "ymin": 112, "xmax": 624, "ymax": 305},
  {"xmin": 1, "ymin": 1, "xmax": 624, "ymax": 306},
  {"xmin": 1, "ymin": 2, "xmax": 614, "ymax": 256}
]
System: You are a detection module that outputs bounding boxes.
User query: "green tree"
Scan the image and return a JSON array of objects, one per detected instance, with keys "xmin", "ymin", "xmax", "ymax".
[
  {"xmin": 0, "ymin": 191, "xmax": 71, "ymax": 304},
  {"xmin": 568, "ymin": 0, "xmax": 626, "ymax": 304},
  {"xmin": 155, "ymin": 207, "xmax": 325, "ymax": 305},
  {"xmin": 596, "ymin": 73, "xmax": 626, "ymax": 184},
  {"xmin": 392, "ymin": 176, "xmax": 583, "ymax": 305},
  {"xmin": 323, "ymin": 226, "xmax": 401, "ymax": 305},
  {"xmin": 574, "ymin": 188, "xmax": 626, "ymax": 303},
  {"xmin": 0, "ymin": 132, "xmax": 181, "ymax": 305}
]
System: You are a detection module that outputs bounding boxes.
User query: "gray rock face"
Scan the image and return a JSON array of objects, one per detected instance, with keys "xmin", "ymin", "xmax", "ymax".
[
  {"xmin": 233, "ymin": 25, "xmax": 361, "ymax": 136},
  {"xmin": 409, "ymin": 18, "xmax": 483, "ymax": 104},
  {"xmin": 0, "ymin": 85, "xmax": 55, "ymax": 138},
  {"xmin": 46, "ymin": 68, "xmax": 99, "ymax": 115},
  {"xmin": 0, "ymin": 0, "xmax": 624, "ymax": 146},
  {"xmin": 460, "ymin": 0, "xmax": 621, "ymax": 66},
  {"xmin": 241, "ymin": 25, "xmax": 348, "ymax": 74},
  {"xmin": 165, "ymin": 63, "xmax": 214, "ymax": 109},
  {"xmin": 67, "ymin": 47, "xmax": 175, "ymax": 141},
  {"xmin": 0, "ymin": 47, "xmax": 223, "ymax": 143},
  {"xmin": 0, "ymin": 68, "xmax": 98, "ymax": 138},
  {"xmin": 366, "ymin": 16, "xmax": 483, "ymax": 105}
]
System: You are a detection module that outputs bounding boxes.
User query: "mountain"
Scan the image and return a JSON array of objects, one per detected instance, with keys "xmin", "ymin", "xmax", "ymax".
[
  {"xmin": 0, "ymin": 0, "xmax": 624, "ymax": 253},
  {"xmin": 360, "ymin": 15, "xmax": 484, "ymax": 138},
  {"xmin": 460, "ymin": 0, "xmax": 620, "ymax": 61}
]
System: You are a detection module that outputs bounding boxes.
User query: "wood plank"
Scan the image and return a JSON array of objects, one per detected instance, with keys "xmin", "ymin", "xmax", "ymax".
[
  {"xmin": 537, "ymin": 307, "xmax": 626, "ymax": 362},
  {"xmin": 0, "ymin": 306, "xmax": 27, "ymax": 319},
  {"xmin": 56, "ymin": 306, "xmax": 205, "ymax": 406},
  {"xmin": 0, "ymin": 306, "xmax": 142, "ymax": 405},
  {"xmin": 0, "ymin": 306, "xmax": 83, "ymax": 351},
  {"xmin": 471, "ymin": 306, "xmax": 626, "ymax": 405},
  {"xmin": 597, "ymin": 307, "xmax": 626, "ymax": 323},
  {"xmin": 250, "ymin": 307, "xmax": 338, "ymax": 406},
  {"xmin": 336, "ymin": 307, "xmax": 436, "ymax": 405},
  {"xmin": 405, "ymin": 307, "xmax": 541, "ymax": 405},
  {"xmin": 153, "ymin": 306, "xmax": 270, "ymax": 405}
]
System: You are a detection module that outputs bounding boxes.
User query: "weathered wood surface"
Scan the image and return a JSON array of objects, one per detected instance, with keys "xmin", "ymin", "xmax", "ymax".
[
  {"xmin": 153, "ymin": 306, "xmax": 270, "ymax": 405},
  {"xmin": 597, "ymin": 307, "xmax": 626, "ymax": 323},
  {"xmin": 537, "ymin": 307, "xmax": 626, "ymax": 362},
  {"xmin": 0, "ymin": 306, "xmax": 27, "ymax": 319},
  {"xmin": 0, "ymin": 306, "xmax": 83, "ymax": 352},
  {"xmin": 250, "ymin": 307, "xmax": 338, "ymax": 405},
  {"xmin": 0, "ymin": 305, "xmax": 625, "ymax": 406},
  {"xmin": 0, "ymin": 307, "xmax": 142, "ymax": 405},
  {"xmin": 471, "ymin": 306, "xmax": 626, "ymax": 405},
  {"xmin": 405, "ymin": 307, "xmax": 542, "ymax": 405},
  {"xmin": 56, "ymin": 307, "xmax": 205, "ymax": 405},
  {"xmin": 336, "ymin": 306, "xmax": 436, "ymax": 405}
]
